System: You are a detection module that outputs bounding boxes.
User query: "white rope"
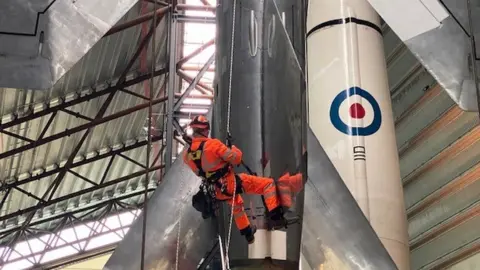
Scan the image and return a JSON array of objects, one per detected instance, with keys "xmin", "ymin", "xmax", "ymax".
[
  {"xmin": 175, "ymin": 194, "xmax": 184, "ymax": 270},
  {"xmin": 226, "ymin": 0, "xmax": 236, "ymax": 132},
  {"xmin": 224, "ymin": 0, "xmax": 237, "ymax": 268},
  {"xmin": 175, "ymin": 169, "xmax": 187, "ymax": 269},
  {"xmin": 218, "ymin": 235, "xmax": 227, "ymax": 270}
]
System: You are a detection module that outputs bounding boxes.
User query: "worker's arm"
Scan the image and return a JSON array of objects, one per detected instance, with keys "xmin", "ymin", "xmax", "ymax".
[{"xmin": 212, "ymin": 139, "xmax": 242, "ymax": 165}]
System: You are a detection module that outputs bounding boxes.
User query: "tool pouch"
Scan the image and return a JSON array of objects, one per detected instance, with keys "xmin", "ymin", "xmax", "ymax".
[{"xmin": 192, "ymin": 188, "xmax": 215, "ymax": 219}]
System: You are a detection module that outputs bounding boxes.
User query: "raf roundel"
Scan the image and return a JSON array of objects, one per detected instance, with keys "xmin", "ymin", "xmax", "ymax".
[{"xmin": 329, "ymin": 87, "xmax": 382, "ymax": 136}]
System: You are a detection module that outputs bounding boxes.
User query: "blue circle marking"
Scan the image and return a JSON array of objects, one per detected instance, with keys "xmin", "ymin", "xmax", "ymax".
[{"xmin": 329, "ymin": 87, "xmax": 382, "ymax": 136}]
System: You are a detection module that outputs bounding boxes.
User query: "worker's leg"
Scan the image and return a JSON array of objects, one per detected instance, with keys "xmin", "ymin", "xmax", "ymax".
[
  {"xmin": 237, "ymin": 173, "xmax": 280, "ymax": 211},
  {"xmin": 237, "ymin": 173, "xmax": 289, "ymax": 230},
  {"xmin": 224, "ymin": 194, "xmax": 256, "ymax": 244},
  {"xmin": 277, "ymin": 172, "xmax": 304, "ymax": 208},
  {"xmin": 226, "ymin": 194, "xmax": 249, "ymax": 230}
]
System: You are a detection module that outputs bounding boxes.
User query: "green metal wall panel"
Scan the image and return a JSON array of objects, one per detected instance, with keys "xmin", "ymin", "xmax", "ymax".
[
  {"xmin": 400, "ymin": 112, "xmax": 477, "ymax": 178},
  {"xmin": 411, "ymin": 214, "xmax": 480, "ymax": 269},
  {"xmin": 404, "ymin": 141, "xmax": 480, "ymax": 209}
]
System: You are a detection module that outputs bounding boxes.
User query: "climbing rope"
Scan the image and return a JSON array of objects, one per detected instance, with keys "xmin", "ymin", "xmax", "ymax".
[
  {"xmin": 224, "ymin": 0, "xmax": 237, "ymax": 267},
  {"xmin": 226, "ymin": 0, "xmax": 236, "ymax": 133},
  {"xmin": 175, "ymin": 195, "xmax": 184, "ymax": 270},
  {"xmin": 218, "ymin": 235, "xmax": 227, "ymax": 270}
]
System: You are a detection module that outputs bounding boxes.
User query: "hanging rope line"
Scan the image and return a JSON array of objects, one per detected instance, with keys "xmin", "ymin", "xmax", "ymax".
[
  {"xmin": 140, "ymin": 0, "xmax": 157, "ymax": 268},
  {"xmin": 224, "ymin": 0, "xmax": 237, "ymax": 268}
]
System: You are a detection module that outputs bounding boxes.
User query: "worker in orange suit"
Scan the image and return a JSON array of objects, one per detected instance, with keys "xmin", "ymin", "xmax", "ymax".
[{"xmin": 183, "ymin": 115, "xmax": 299, "ymax": 244}]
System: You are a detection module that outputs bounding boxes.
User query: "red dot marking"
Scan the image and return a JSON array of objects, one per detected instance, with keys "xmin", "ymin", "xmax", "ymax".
[{"xmin": 349, "ymin": 103, "xmax": 365, "ymax": 119}]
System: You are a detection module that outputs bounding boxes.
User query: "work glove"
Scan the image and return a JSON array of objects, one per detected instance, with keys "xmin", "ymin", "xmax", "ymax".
[{"xmin": 240, "ymin": 225, "xmax": 257, "ymax": 244}]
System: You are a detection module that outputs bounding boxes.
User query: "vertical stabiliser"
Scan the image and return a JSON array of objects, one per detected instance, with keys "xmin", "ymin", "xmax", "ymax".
[
  {"xmin": 263, "ymin": 0, "xmax": 307, "ymax": 268},
  {"xmin": 104, "ymin": 151, "xmax": 217, "ymax": 270},
  {"xmin": 303, "ymin": 127, "xmax": 398, "ymax": 270},
  {"xmin": 214, "ymin": 0, "xmax": 306, "ymax": 268},
  {"xmin": 213, "ymin": 0, "xmax": 267, "ymax": 266}
]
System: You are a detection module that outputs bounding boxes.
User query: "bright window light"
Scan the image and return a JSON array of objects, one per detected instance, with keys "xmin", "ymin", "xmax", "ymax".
[
  {"xmin": 177, "ymin": 0, "xmax": 216, "ymax": 126},
  {"xmin": 41, "ymin": 245, "xmax": 78, "ymax": 264},
  {"xmin": 3, "ymin": 259, "xmax": 33, "ymax": 270},
  {"xmin": 183, "ymin": 98, "xmax": 212, "ymax": 105},
  {"xmin": 179, "ymin": 118, "xmax": 192, "ymax": 125},
  {"xmin": 179, "ymin": 108, "xmax": 209, "ymax": 114},
  {"xmin": 0, "ymin": 210, "xmax": 140, "ymax": 269},
  {"xmin": 85, "ymin": 230, "xmax": 123, "ymax": 251}
]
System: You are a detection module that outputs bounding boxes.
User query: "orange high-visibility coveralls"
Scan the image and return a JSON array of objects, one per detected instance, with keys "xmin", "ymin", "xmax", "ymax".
[
  {"xmin": 183, "ymin": 137, "xmax": 280, "ymax": 231},
  {"xmin": 277, "ymin": 172, "xmax": 304, "ymax": 208}
]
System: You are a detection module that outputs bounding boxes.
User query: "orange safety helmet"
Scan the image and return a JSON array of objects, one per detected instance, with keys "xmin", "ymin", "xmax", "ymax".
[{"xmin": 189, "ymin": 115, "xmax": 210, "ymax": 131}]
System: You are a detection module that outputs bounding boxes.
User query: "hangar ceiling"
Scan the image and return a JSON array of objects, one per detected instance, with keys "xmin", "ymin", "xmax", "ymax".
[{"xmin": 0, "ymin": 0, "xmax": 215, "ymax": 268}]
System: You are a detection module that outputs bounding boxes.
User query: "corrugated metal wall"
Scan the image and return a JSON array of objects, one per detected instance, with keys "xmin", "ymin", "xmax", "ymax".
[{"xmin": 384, "ymin": 25, "xmax": 480, "ymax": 270}]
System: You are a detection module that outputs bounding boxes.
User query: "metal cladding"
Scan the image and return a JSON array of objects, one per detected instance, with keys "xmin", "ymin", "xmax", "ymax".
[
  {"xmin": 104, "ymin": 151, "xmax": 217, "ymax": 270},
  {"xmin": 306, "ymin": 0, "xmax": 409, "ymax": 268},
  {"xmin": 302, "ymin": 127, "xmax": 398, "ymax": 270},
  {"xmin": 263, "ymin": 0, "xmax": 306, "ymax": 266},
  {"xmin": 213, "ymin": 0, "xmax": 265, "ymax": 264},
  {"xmin": 0, "ymin": 0, "xmax": 137, "ymax": 90},
  {"xmin": 213, "ymin": 0, "xmax": 306, "ymax": 267},
  {"xmin": 367, "ymin": 0, "xmax": 480, "ymax": 111}
]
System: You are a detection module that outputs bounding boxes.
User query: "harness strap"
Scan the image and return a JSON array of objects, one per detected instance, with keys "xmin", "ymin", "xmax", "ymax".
[
  {"xmin": 188, "ymin": 140, "xmax": 236, "ymax": 197},
  {"xmin": 215, "ymin": 175, "xmax": 243, "ymax": 199},
  {"xmin": 189, "ymin": 141, "xmax": 207, "ymax": 178}
]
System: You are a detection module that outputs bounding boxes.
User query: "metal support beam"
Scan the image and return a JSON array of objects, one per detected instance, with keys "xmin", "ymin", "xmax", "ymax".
[
  {"xmin": 0, "ymin": 187, "xmax": 151, "ymax": 238},
  {"xmin": 176, "ymin": 38, "xmax": 215, "ymax": 68},
  {"xmin": 60, "ymin": 108, "xmax": 94, "ymax": 122},
  {"xmin": 38, "ymin": 112, "xmax": 56, "ymax": 140},
  {"xmin": 0, "ymin": 130, "xmax": 34, "ymax": 143},
  {"xmin": 120, "ymin": 88, "xmax": 150, "ymax": 100},
  {"xmin": 0, "ymin": 164, "xmax": 164, "ymax": 223},
  {"xmin": 100, "ymin": 155, "xmax": 116, "ymax": 185},
  {"xmin": 174, "ymin": 93, "xmax": 213, "ymax": 100},
  {"xmin": 176, "ymin": 14, "xmax": 215, "ymax": 24},
  {"xmin": 176, "ymin": 4, "xmax": 216, "ymax": 12},
  {"xmin": 0, "ymin": 96, "xmax": 170, "ymax": 160},
  {"xmin": 177, "ymin": 69, "xmax": 213, "ymax": 93},
  {"xmin": 0, "ymin": 136, "xmax": 161, "ymax": 193},
  {"xmin": 67, "ymin": 170, "xmax": 98, "ymax": 187},
  {"xmin": 104, "ymin": 6, "xmax": 170, "ymax": 37},
  {"xmin": 0, "ymin": 67, "xmax": 167, "ymax": 132},
  {"xmin": 165, "ymin": 13, "xmax": 178, "ymax": 171},
  {"xmin": 181, "ymin": 65, "xmax": 215, "ymax": 72},
  {"xmin": 174, "ymin": 53, "xmax": 215, "ymax": 111},
  {"xmin": 144, "ymin": 0, "xmax": 169, "ymax": 6}
]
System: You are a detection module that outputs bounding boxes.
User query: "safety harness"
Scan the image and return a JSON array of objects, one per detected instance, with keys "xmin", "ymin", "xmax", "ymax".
[
  {"xmin": 187, "ymin": 140, "xmax": 242, "ymax": 198},
  {"xmin": 188, "ymin": 141, "xmax": 230, "ymax": 185}
]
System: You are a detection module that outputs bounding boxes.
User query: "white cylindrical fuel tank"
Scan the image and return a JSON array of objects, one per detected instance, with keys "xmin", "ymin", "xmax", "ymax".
[{"xmin": 306, "ymin": 0, "xmax": 410, "ymax": 269}]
